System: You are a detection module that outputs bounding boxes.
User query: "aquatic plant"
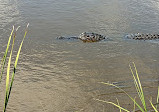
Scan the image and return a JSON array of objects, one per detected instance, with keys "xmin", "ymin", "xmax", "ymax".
[
  {"xmin": 95, "ymin": 62, "xmax": 159, "ymax": 112},
  {"xmin": 0, "ymin": 24, "xmax": 29, "ymax": 112}
]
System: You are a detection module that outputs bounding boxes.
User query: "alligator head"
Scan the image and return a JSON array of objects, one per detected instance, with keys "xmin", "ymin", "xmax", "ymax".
[{"xmin": 78, "ymin": 32, "xmax": 106, "ymax": 42}]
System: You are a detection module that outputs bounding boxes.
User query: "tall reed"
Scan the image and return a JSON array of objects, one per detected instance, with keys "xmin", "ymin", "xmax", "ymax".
[
  {"xmin": 0, "ymin": 24, "xmax": 29, "ymax": 112},
  {"xmin": 95, "ymin": 62, "xmax": 159, "ymax": 112}
]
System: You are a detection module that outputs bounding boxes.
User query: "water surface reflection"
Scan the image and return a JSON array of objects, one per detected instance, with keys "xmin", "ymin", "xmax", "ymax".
[{"xmin": 0, "ymin": 0, "xmax": 159, "ymax": 112}]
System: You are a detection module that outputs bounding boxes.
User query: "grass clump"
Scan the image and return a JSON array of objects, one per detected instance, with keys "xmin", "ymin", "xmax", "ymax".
[
  {"xmin": 95, "ymin": 62, "xmax": 159, "ymax": 112},
  {"xmin": 0, "ymin": 24, "xmax": 29, "ymax": 112}
]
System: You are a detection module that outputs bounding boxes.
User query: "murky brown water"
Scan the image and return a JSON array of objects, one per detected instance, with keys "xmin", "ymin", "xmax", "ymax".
[{"xmin": 0, "ymin": 0, "xmax": 159, "ymax": 111}]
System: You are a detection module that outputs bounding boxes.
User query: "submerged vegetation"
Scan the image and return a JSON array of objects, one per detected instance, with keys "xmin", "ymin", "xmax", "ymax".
[
  {"xmin": 95, "ymin": 62, "xmax": 159, "ymax": 112},
  {"xmin": 0, "ymin": 24, "xmax": 29, "ymax": 112}
]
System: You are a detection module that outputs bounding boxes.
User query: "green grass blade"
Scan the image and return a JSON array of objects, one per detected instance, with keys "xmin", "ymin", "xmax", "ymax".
[
  {"xmin": 7, "ymin": 23, "xmax": 29, "ymax": 106},
  {"xmin": 0, "ymin": 26, "xmax": 14, "ymax": 82},
  {"xmin": 95, "ymin": 99, "xmax": 130, "ymax": 112},
  {"xmin": 132, "ymin": 62, "xmax": 147, "ymax": 111},
  {"xmin": 100, "ymin": 82, "xmax": 145, "ymax": 112},
  {"xmin": 129, "ymin": 65, "xmax": 142, "ymax": 101},
  {"xmin": 129, "ymin": 64, "xmax": 142, "ymax": 103},
  {"xmin": 116, "ymin": 98, "xmax": 121, "ymax": 112},
  {"xmin": 156, "ymin": 86, "xmax": 159, "ymax": 109},
  {"xmin": 3, "ymin": 24, "xmax": 28, "ymax": 112},
  {"xmin": 3, "ymin": 27, "xmax": 16, "ymax": 112},
  {"xmin": 129, "ymin": 63, "xmax": 147, "ymax": 112},
  {"xmin": 133, "ymin": 97, "xmax": 136, "ymax": 112},
  {"xmin": 150, "ymin": 100, "xmax": 158, "ymax": 112},
  {"xmin": 14, "ymin": 23, "xmax": 29, "ymax": 69}
]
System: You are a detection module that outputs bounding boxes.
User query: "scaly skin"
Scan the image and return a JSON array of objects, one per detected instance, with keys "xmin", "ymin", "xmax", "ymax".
[
  {"xmin": 125, "ymin": 33, "xmax": 159, "ymax": 40},
  {"xmin": 57, "ymin": 32, "xmax": 106, "ymax": 42}
]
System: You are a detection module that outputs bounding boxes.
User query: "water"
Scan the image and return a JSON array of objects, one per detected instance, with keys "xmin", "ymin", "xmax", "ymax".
[{"xmin": 0, "ymin": 0, "xmax": 159, "ymax": 111}]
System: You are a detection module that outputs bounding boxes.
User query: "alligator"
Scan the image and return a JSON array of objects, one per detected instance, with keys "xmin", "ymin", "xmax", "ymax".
[
  {"xmin": 125, "ymin": 33, "xmax": 159, "ymax": 40},
  {"xmin": 57, "ymin": 32, "xmax": 107, "ymax": 42}
]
